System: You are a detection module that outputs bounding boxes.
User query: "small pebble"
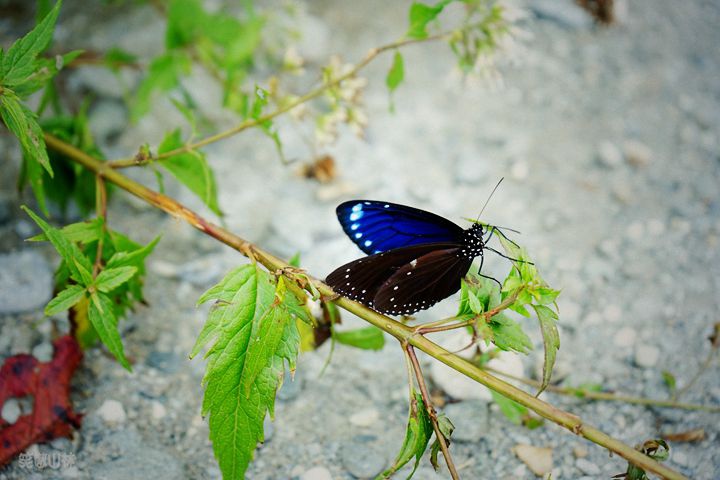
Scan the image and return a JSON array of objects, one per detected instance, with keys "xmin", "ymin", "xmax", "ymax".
[
  {"xmin": 1, "ymin": 398, "xmax": 21, "ymax": 424},
  {"xmin": 626, "ymin": 222, "xmax": 645, "ymax": 241},
  {"xmin": 97, "ymin": 399, "xmax": 127, "ymax": 425},
  {"xmin": 512, "ymin": 444, "xmax": 553, "ymax": 477},
  {"xmin": 340, "ymin": 439, "xmax": 386, "ymax": 479},
  {"xmin": 598, "ymin": 141, "xmax": 623, "ymax": 168},
  {"xmin": 623, "ymin": 140, "xmax": 653, "ymax": 167},
  {"xmin": 510, "ymin": 161, "xmax": 529, "ymax": 180},
  {"xmin": 573, "ymin": 446, "xmax": 588, "ymax": 458},
  {"xmin": 151, "ymin": 401, "xmax": 167, "ymax": 420},
  {"xmin": 603, "ymin": 304, "xmax": 623, "ymax": 323},
  {"xmin": 613, "ymin": 327, "xmax": 637, "ymax": 348},
  {"xmin": 634, "ymin": 345, "xmax": 660, "ymax": 368},
  {"xmin": 32, "ymin": 342, "xmax": 54, "ymax": 362},
  {"xmin": 349, "ymin": 408, "xmax": 380, "ymax": 427},
  {"xmin": 300, "ymin": 466, "xmax": 333, "ymax": 480},
  {"xmin": 576, "ymin": 458, "xmax": 601, "ymax": 476},
  {"xmin": 646, "ymin": 219, "xmax": 665, "ymax": 236}
]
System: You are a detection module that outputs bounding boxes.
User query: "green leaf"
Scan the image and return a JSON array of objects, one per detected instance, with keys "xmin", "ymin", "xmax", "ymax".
[
  {"xmin": 166, "ymin": 0, "xmax": 206, "ymax": 48},
  {"xmin": 661, "ymin": 370, "xmax": 676, "ymax": 395},
  {"xmin": 490, "ymin": 390, "xmax": 526, "ymax": 425},
  {"xmin": 29, "ymin": 217, "xmax": 104, "ymax": 243},
  {"xmin": 489, "ymin": 314, "xmax": 533, "ymax": 354},
  {"xmin": 429, "ymin": 413, "xmax": 454, "ymax": 471},
  {"xmin": 386, "ymin": 51, "xmax": 404, "ymax": 92},
  {"xmin": 157, "ymin": 128, "xmax": 221, "ymax": 216},
  {"xmin": 0, "ymin": 0, "xmax": 62, "ymax": 85},
  {"xmin": 95, "ymin": 266, "xmax": 138, "ymax": 293},
  {"xmin": 334, "ymin": 326, "xmax": 385, "ymax": 351},
  {"xmin": 131, "ymin": 52, "xmax": 191, "ymax": 121},
  {"xmin": 288, "ymin": 252, "xmax": 301, "ymax": 268},
  {"xmin": 104, "ymin": 47, "xmax": 137, "ymax": 71},
  {"xmin": 89, "ymin": 291, "xmax": 131, "ymax": 370},
  {"xmin": 191, "ymin": 265, "xmax": 300, "ymax": 479},
  {"xmin": 22, "ymin": 206, "xmax": 93, "ymax": 285},
  {"xmin": 45, "ymin": 284, "xmax": 85, "ymax": 316},
  {"xmin": 532, "ymin": 304, "xmax": 560, "ymax": 396},
  {"xmin": 0, "ymin": 92, "xmax": 52, "ymax": 176},
  {"xmin": 106, "ymin": 236, "xmax": 160, "ymax": 269},
  {"xmin": 379, "ymin": 391, "xmax": 432, "ymax": 479},
  {"xmin": 406, "ymin": 0, "xmax": 451, "ymax": 39}
]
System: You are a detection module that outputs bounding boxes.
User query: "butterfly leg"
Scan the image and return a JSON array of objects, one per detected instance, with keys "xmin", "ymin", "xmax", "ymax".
[
  {"xmin": 486, "ymin": 247, "xmax": 534, "ymax": 265},
  {"xmin": 487, "ymin": 225, "xmax": 521, "ymax": 248}
]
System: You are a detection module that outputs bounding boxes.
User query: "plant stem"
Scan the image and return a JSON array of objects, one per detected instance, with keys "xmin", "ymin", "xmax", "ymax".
[
  {"xmin": 405, "ymin": 344, "xmax": 460, "ymax": 480},
  {"xmin": 92, "ymin": 175, "xmax": 107, "ymax": 277},
  {"xmin": 45, "ymin": 133, "xmax": 691, "ymax": 480},
  {"xmin": 106, "ymin": 29, "xmax": 455, "ymax": 168},
  {"xmin": 415, "ymin": 290, "xmax": 520, "ymax": 334},
  {"xmin": 483, "ymin": 366, "xmax": 720, "ymax": 413}
]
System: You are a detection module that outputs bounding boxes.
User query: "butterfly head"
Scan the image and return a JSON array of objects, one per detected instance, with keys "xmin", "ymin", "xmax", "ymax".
[{"xmin": 460, "ymin": 223, "xmax": 486, "ymax": 259}]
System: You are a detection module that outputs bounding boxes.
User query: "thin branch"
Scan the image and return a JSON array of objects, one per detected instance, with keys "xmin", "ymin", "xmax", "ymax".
[
  {"xmin": 44, "ymin": 133, "xmax": 692, "ymax": 480},
  {"xmin": 106, "ymin": 29, "xmax": 456, "ymax": 168},
  {"xmin": 484, "ymin": 366, "xmax": 720, "ymax": 413},
  {"xmin": 405, "ymin": 344, "xmax": 459, "ymax": 480},
  {"xmin": 92, "ymin": 175, "xmax": 107, "ymax": 278},
  {"xmin": 414, "ymin": 289, "xmax": 520, "ymax": 335}
]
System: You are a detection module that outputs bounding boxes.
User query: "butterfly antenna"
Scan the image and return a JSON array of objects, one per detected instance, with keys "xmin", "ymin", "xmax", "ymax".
[{"xmin": 476, "ymin": 177, "xmax": 504, "ymax": 222}]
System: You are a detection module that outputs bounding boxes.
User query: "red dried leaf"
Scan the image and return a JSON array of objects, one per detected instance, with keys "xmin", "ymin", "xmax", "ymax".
[{"xmin": 0, "ymin": 335, "xmax": 83, "ymax": 466}]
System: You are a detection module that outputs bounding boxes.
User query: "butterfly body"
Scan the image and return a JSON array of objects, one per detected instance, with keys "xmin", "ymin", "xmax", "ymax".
[{"xmin": 327, "ymin": 200, "xmax": 488, "ymax": 316}]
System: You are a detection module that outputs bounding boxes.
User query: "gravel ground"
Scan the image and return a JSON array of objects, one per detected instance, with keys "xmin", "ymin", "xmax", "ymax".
[{"xmin": 1, "ymin": 0, "xmax": 719, "ymax": 479}]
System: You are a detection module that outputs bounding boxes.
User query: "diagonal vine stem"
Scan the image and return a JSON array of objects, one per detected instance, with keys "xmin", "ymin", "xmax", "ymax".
[
  {"xmin": 106, "ymin": 27, "xmax": 461, "ymax": 168},
  {"xmin": 44, "ymin": 133, "xmax": 695, "ymax": 480}
]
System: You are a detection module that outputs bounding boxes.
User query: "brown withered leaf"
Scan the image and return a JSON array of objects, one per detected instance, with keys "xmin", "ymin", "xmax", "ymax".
[
  {"xmin": 300, "ymin": 155, "xmax": 337, "ymax": 183},
  {"xmin": 662, "ymin": 428, "xmax": 705, "ymax": 443},
  {"xmin": 0, "ymin": 336, "xmax": 83, "ymax": 466}
]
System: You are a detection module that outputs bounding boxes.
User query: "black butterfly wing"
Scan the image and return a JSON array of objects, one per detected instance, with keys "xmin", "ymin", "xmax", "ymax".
[
  {"xmin": 325, "ymin": 242, "xmax": 462, "ymax": 308},
  {"xmin": 373, "ymin": 248, "xmax": 473, "ymax": 316},
  {"xmin": 336, "ymin": 200, "xmax": 463, "ymax": 255}
]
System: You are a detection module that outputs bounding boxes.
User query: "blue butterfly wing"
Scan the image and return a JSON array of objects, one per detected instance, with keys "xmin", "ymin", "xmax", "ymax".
[{"xmin": 336, "ymin": 201, "xmax": 463, "ymax": 255}]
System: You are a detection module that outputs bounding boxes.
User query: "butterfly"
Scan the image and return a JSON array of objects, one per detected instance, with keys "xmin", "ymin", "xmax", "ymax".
[{"xmin": 325, "ymin": 198, "xmax": 517, "ymax": 316}]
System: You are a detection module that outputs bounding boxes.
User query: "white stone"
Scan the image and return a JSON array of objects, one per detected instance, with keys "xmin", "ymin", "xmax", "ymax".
[
  {"xmin": 598, "ymin": 141, "xmax": 623, "ymax": 168},
  {"xmin": 510, "ymin": 161, "xmax": 529, "ymax": 180},
  {"xmin": 626, "ymin": 222, "xmax": 645, "ymax": 241},
  {"xmin": 349, "ymin": 408, "xmax": 379, "ymax": 427},
  {"xmin": 151, "ymin": 401, "xmax": 167, "ymax": 420},
  {"xmin": 613, "ymin": 327, "xmax": 637, "ymax": 348},
  {"xmin": 32, "ymin": 342, "xmax": 54, "ymax": 362},
  {"xmin": 1, "ymin": 398, "xmax": 22, "ymax": 424},
  {"xmin": 97, "ymin": 399, "xmax": 127, "ymax": 425},
  {"xmin": 603, "ymin": 304, "xmax": 623, "ymax": 323},
  {"xmin": 300, "ymin": 466, "xmax": 333, "ymax": 480},
  {"xmin": 634, "ymin": 345, "xmax": 660, "ymax": 368},
  {"xmin": 512, "ymin": 444, "xmax": 553, "ymax": 476},
  {"xmin": 646, "ymin": 219, "xmax": 664, "ymax": 236},
  {"xmin": 431, "ymin": 348, "xmax": 524, "ymax": 401},
  {"xmin": 576, "ymin": 458, "xmax": 601, "ymax": 475},
  {"xmin": 623, "ymin": 140, "xmax": 653, "ymax": 166}
]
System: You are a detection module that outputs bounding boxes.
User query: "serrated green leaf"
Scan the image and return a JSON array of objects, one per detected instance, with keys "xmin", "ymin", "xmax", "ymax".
[
  {"xmin": 535, "ymin": 286, "xmax": 560, "ymax": 305},
  {"xmin": 22, "ymin": 206, "xmax": 93, "ymax": 285},
  {"xmin": 95, "ymin": 266, "xmax": 138, "ymax": 293},
  {"xmin": 532, "ymin": 304, "xmax": 560, "ymax": 396},
  {"xmin": 89, "ymin": 291, "xmax": 131, "ymax": 370},
  {"xmin": 0, "ymin": 0, "xmax": 61, "ymax": 85},
  {"xmin": 29, "ymin": 217, "xmax": 104, "ymax": 243},
  {"xmin": 407, "ymin": 0, "xmax": 451, "ymax": 39},
  {"xmin": 334, "ymin": 326, "xmax": 385, "ymax": 351},
  {"xmin": 131, "ymin": 52, "xmax": 191, "ymax": 121},
  {"xmin": 45, "ymin": 284, "xmax": 85, "ymax": 316},
  {"xmin": 489, "ymin": 314, "xmax": 532, "ymax": 354},
  {"xmin": 378, "ymin": 391, "xmax": 432, "ymax": 479},
  {"xmin": 429, "ymin": 413, "xmax": 454, "ymax": 472},
  {"xmin": 106, "ymin": 236, "xmax": 161, "ymax": 269},
  {"xmin": 157, "ymin": 128, "xmax": 221, "ymax": 216},
  {"xmin": 502, "ymin": 275, "xmax": 522, "ymax": 293},
  {"xmin": 386, "ymin": 51, "xmax": 404, "ymax": 92},
  {"xmin": 192, "ymin": 264, "xmax": 300, "ymax": 479},
  {"xmin": 0, "ymin": 92, "xmax": 52, "ymax": 176}
]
